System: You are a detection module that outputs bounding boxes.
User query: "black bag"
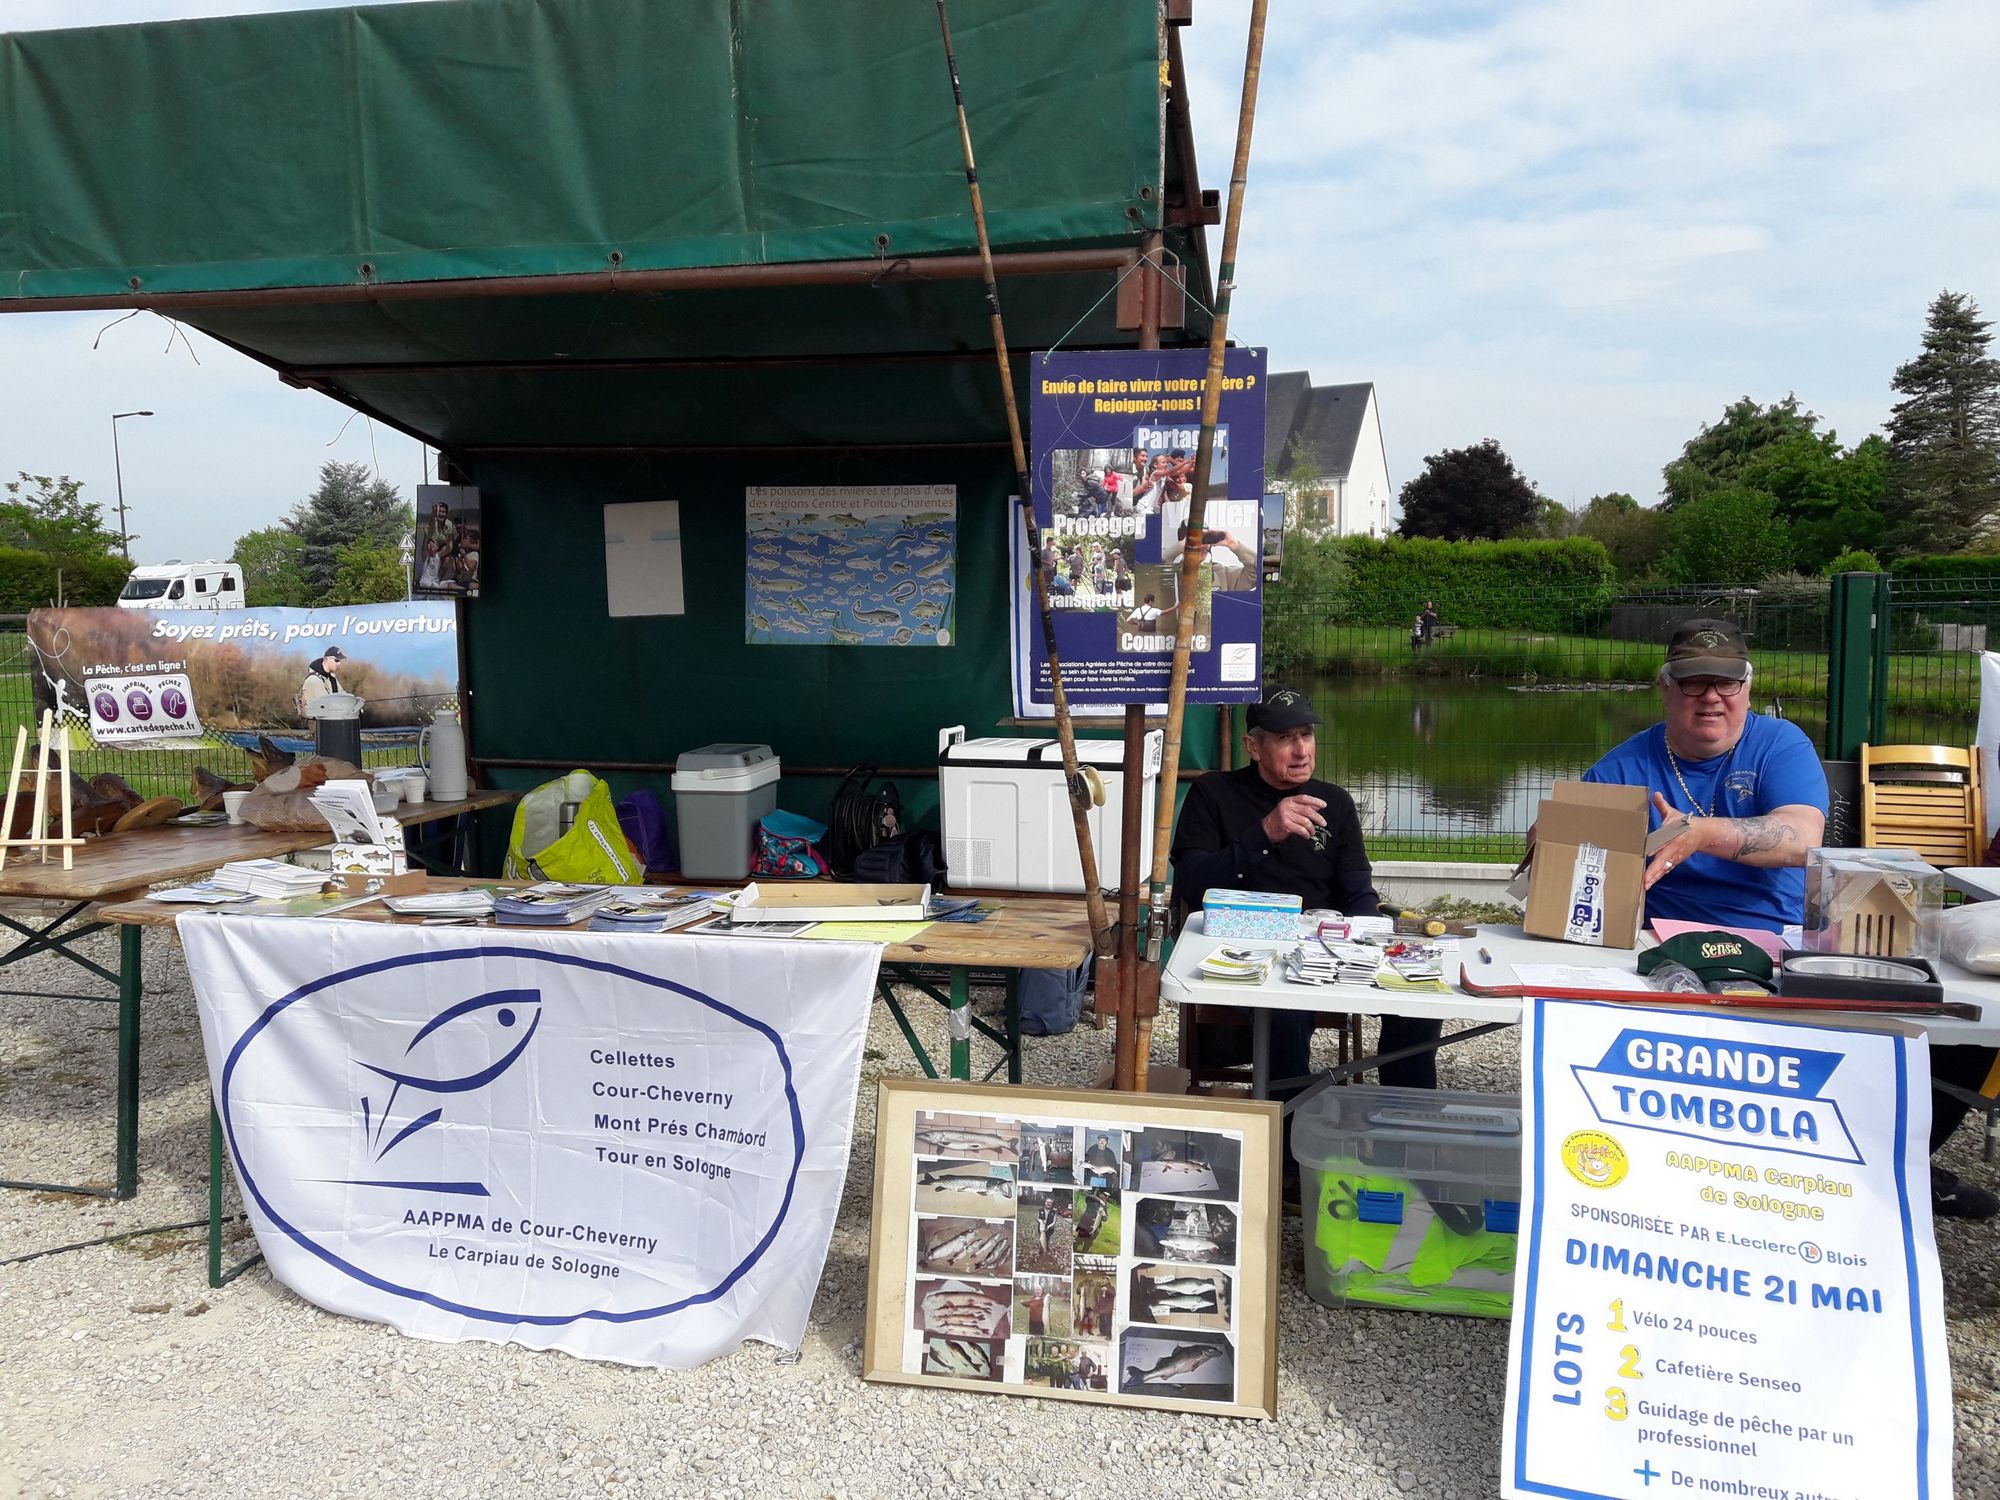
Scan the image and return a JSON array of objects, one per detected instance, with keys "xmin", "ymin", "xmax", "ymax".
[
  {"xmin": 853, "ymin": 829, "xmax": 946, "ymax": 884},
  {"xmin": 825, "ymin": 765, "xmax": 904, "ymax": 875}
]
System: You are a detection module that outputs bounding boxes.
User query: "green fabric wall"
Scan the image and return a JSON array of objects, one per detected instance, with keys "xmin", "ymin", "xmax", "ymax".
[
  {"xmin": 461, "ymin": 447, "xmax": 1217, "ymax": 834},
  {"xmin": 1, "ymin": 0, "xmax": 1163, "ymax": 300}
]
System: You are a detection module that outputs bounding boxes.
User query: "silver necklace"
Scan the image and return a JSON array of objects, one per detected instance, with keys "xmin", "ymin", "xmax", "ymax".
[{"xmin": 1664, "ymin": 738, "xmax": 1736, "ymax": 817}]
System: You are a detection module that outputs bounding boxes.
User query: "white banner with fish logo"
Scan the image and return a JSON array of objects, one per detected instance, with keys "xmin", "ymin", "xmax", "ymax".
[{"xmin": 182, "ymin": 915, "xmax": 879, "ymax": 1370}]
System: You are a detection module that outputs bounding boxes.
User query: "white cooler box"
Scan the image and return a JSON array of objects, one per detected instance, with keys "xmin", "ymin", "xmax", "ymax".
[{"xmin": 938, "ymin": 726, "xmax": 1162, "ymax": 893}]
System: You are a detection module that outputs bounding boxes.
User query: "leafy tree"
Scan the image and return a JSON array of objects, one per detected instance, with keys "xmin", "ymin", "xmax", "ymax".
[
  {"xmin": 0, "ymin": 472, "xmax": 124, "ymax": 569},
  {"xmin": 1660, "ymin": 486, "xmax": 1795, "ymax": 585},
  {"xmin": 1822, "ymin": 548, "xmax": 1882, "ymax": 575},
  {"xmin": 1661, "ymin": 396, "xmax": 1825, "ymax": 508},
  {"xmin": 1277, "ymin": 434, "xmax": 1326, "ymax": 530},
  {"xmin": 1886, "ymin": 289, "xmax": 2000, "ymax": 553},
  {"xmin": 291, "ymin": 461, "xmax": 410, "ymax": 601},
  {"xmin": 324, "ymin": 539, "xmax": 410, "ymax": 606},
  {"xmin": 1396, "ymin": 439, "xmax": 1539, "ymax": 540},
  {"xmin": 232, "ymin": 523, "xmax": 309, "ymax": 608},
  {"xmin": 1576, "ymin": 493, "xmax": 1667, "ymax": 579},
  {"xmin": 1511, "ymin": 495, "xmax": 1576, "ymax": 540}
]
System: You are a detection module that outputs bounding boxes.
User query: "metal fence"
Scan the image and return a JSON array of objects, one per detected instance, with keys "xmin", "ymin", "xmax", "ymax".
[
  {"xmin": 0, "ymin": 616, "xmax": 418, "ymax": 805},
  {"xmin": 1262, "ymin": 577, "xmax": 1989, "ymax": 863}
]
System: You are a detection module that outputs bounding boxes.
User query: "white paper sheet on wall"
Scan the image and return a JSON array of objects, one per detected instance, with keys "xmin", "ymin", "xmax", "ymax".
[{"xmin": 604, "ymin": 501, "xmax": 686, "ymax": 617}]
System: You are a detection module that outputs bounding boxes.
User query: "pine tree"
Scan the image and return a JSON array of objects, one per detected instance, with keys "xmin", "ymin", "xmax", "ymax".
[
  {"xmin": 289, "ymin": 461, "xmax": 410, "ymax": 602},
  {"xmin": 1887, "ymin": 290, "xmax": 2000, "ymax": 553}
]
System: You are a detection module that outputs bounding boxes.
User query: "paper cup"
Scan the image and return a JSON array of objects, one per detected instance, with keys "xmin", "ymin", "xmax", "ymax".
[
  {"xmin": 403, "ymin": 772, "xmax": 428, "ymax": 804},
  {"xmin": 222, "ymin": 789, "xmax": 252, "ymax": 825}
]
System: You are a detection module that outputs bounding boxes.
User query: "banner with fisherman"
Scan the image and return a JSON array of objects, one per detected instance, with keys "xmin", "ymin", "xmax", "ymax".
[
  {"xmin": 25, "ymin": 601, "xmax": 458, "ymax": 749},
  {"xmin": 182, "ymin": 916, "xmax": 879, "ymax": 1371}
]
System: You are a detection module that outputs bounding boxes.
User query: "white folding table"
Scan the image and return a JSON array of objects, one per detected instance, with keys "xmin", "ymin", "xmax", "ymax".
[{"xmin": 1161, "ymin": 916, "xmax": 2000, "ymax": 1108}]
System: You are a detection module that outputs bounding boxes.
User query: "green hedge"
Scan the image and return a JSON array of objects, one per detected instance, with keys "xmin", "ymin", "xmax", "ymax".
[
  {"xmin": 1889, "ymin": 554, "xmax": 2000, "ymax": 583},
  {"xmin": 1336, "ymin": 535, "xmax": 1618, "ymax": 631},
  {"xmin": 0, "ymin": 548, "xmax": 131, "ymax": 611}
]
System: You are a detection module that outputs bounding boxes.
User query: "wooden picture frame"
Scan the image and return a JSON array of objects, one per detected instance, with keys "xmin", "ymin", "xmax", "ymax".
[{"xmin": 862, "ymin": 1079, "xmax": 1281, "ymax": 1420}]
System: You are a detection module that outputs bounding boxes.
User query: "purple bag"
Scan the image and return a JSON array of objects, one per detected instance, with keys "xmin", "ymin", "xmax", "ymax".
[{"xmin": 615, "ymin": 790, "xmax": 677, "ymax": 874}]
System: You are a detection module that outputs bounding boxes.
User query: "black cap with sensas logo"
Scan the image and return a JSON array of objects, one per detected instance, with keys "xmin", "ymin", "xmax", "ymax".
[{"xmin": 1636, "ymin": 931, "xmax": 1774, "ymax": 993}]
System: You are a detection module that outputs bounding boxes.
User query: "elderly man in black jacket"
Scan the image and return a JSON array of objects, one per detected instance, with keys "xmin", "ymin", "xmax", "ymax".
[{"xmin": 1171, "ymin": 686, "xmax": 1443, "ymax": 1095}]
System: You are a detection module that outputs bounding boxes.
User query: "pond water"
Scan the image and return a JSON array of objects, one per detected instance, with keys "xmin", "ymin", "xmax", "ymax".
[{"xmin": 1301, "ymin": 675, "xmax": 1968, "ymax": 850}]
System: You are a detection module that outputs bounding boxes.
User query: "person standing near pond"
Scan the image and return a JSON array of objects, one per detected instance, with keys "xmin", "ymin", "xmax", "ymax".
[{"xmin": 1577, "ymin": 617, "xmax": 1995, "ymax": 1220}]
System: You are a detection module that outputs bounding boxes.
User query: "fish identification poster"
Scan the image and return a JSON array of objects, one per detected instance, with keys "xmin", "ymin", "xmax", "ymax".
[
  {"xmin": 183, "ymin": 916, "xmax": 878, "ymax": 1371},
  {"xmin": 744, "ymin": 485, "xmax": 955, "ymax": 646},
  {"xmin": 1020, "ymin": 348, "xmax": 1265, "ymax": 706},
  {"xmin": 1502, "ymin": 998, "xmax": 1951, "ymax": 1498}
]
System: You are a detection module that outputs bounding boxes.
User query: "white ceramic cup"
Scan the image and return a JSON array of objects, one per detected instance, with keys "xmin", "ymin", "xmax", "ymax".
[
  {"xmin": 222, "ymin": 789, "xmax": 252, "ymax": 825},
  {"xmin": 403, "ymin": 772, "xmax": 428, "ymax": 804}
]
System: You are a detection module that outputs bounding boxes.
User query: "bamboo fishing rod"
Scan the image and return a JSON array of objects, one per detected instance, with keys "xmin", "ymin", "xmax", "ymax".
[
  {"xmin": 932, "ymin": 0, "xmax": 1113, "ymax": 959},
  {"xmin": 1127, "ymin": 0, "xmax": 1274, "ymax": 1090}
]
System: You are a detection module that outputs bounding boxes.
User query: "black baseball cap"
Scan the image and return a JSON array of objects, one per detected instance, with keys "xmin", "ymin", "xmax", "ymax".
[
  {"xmin": 1663, "ymin": 618, "xmax": 1749, "ymax": 681},
  {"xmin": 1637, "ymin": 931, "xmax": 1773, "ymax": 990},
  {"xmin": 323, "ymin": 646, "xmax": 347, "ymax": 660},
  {"xmin": 1246, "ymin": 686, "xmax": 1322, "ymax": 733}
]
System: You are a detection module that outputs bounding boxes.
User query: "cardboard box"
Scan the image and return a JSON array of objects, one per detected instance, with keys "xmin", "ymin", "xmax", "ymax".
[
  {"xmin": 1519, "ymin": 782, "xmax": 1685, "ymax": 949},
  {"xmin": 1204, "ymin": 888, "xmax": 1304, "ymax": 940}
]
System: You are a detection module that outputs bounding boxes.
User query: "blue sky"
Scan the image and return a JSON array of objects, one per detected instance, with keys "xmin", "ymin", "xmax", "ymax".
[{"xmin": 2, "ymin": 0, "xmax": 1995, "ymax": 557}]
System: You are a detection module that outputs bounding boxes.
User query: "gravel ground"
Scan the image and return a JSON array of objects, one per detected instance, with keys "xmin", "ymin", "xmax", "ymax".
[{"xmin": 3, "ymin": 917, "xmax": 1998, "ymax": 1500}]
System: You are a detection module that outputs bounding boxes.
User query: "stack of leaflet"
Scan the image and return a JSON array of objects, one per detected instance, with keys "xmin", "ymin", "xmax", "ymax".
[
  {"xmin": 147, "ymin": 883, "xmax": 256, "ymax": 907},
  {"xmin": 1287, "ymin": 941, "xmax": 1378, "ymax": 986},
  {"xmin": 586, "ymin": 891, "xmax": 721, "ymax": 933},
  {"xmin": 1376, "ymin": 954, "xmax": 1448, "ymax": 993},
  {"xmin": 494, "ymin": 883, "xmax": 616, "ymax": 926},
  {"xmin": 211, "ymin": 859, "xmax": 329, "ymax": 899},
  {"xmin": 1196, "ymin": 945, "xmax": 1274, "ymax": 984},
  {"xmin": 383, "ymin": 889, "xmax": 495, "ymax": 919}
]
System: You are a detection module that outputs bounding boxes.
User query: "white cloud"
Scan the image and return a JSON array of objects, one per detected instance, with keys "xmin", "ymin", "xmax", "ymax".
[{"xmin": 1185, "ymin": 0, "xmax": 2000, "ymax": 504}]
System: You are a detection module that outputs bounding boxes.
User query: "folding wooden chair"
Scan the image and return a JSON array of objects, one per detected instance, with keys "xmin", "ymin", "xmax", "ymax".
[{"xmin": 1859, "ymin": 743, "xmax": 1983, "ymax": 866}]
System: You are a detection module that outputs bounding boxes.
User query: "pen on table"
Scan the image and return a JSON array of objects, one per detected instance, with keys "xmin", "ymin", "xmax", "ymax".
[{"xmin": 1478, "ymin": 946, "xmax": 1493, "ymax": 964}]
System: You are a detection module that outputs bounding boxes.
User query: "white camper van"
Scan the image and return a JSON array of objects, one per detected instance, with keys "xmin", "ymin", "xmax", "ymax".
[{"xmin": 116, "ymin": 560, "xmax": 246, "ymax": 611}]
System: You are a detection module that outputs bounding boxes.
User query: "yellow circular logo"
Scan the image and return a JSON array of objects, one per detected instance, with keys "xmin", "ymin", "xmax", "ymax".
[{"xmin": 1562, "ymin": 1130, "xmax": 1628, "ymax": 1189}]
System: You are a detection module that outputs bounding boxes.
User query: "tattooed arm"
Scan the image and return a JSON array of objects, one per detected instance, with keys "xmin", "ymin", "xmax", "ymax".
[{"xmin": 1643, "ymin": 796, "xmax": 1825, "ymax": 888}]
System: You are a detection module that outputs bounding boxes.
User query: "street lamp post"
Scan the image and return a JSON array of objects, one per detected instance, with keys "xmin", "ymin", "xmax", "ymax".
[{"xmin": 109, "ymin": 409, "xmax": 154, "ymax": 563}]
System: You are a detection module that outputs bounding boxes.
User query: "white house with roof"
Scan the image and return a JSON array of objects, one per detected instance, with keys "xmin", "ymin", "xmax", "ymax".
[{"xmin": 1263, "ymin": 374, "xmax": 1392, "ymax": 536}]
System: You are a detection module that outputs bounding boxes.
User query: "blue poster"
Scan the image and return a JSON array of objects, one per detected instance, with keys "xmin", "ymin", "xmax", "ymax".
[{"xmin": 1022, "ymin": 348, "xmax": 1266, "ymax": 705}]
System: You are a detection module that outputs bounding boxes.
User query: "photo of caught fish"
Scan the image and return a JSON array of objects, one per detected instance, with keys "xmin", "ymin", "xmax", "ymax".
[
  {"xmin": 1022, "ymin": 1337, "xmax": 1108, "ymax": 1393},
  {"xmin": 1128, "ymin": 1262, "xmax": 1233, "ymax": 1330},
  {"xmin": 913, "ymin": 1158, "xmax": 1016, "ymax": 1216},
  {"xmin": 912, "ymin": 1112, "xmax": 1019, "ymax": 1163},
  {"xmin": 1072, "ymin": 1255, "xmax": 1121, "ymax": 1339},
  {"xmin": 1013, "ymin": 1186, "xmax": 1075, "ymax": 1275},
  {"xmin": 1117, "ymin": 1330, "xmax": 1235, "ymax": 1402},
  {"xmin": 920, "ymin": 1335, "xmax": 1003, "ymax": 1383},
  {"xmin": 1078, "ymin": 1127, "xmax": 1128, "ymax": 1192},
  {"xmin": 744, "ymin": 487, "xmax": 956, "ymax": 646},
  {"xmin": 1070, "ymin": 1186, "xmax": 1121, "ymax": 1257},
  {"xmin": 1127, "ymin": 1126, "xmax": 1242, "ymax": 1200},
  {"xmin": 1012, "ymin": 1272, "xmax": 1073, "ymax": 1340},
  {"xmin": 1131, "ymin": 1198, "xmax": 1238, "ymax": 1267},
  {"xmin": 1015, "ymin": 1122, "xmax": 1079, "ymax": 1185},
  {"xmin": 913, "ymin": 1278, "xmax": 1011, "ymax": 1342},
  {"xmin": 914, "ymin": 1216, "xmax": 1015, "ymax": 1277}
]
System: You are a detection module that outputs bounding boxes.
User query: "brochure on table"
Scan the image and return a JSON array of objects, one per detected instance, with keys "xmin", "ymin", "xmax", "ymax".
[{"xmin": 1502, "ymin": 998, "xmax": 1950, "ymax": 1499}]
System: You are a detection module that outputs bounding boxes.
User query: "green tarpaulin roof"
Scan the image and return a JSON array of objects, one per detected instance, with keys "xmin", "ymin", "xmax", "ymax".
[{"xmin": 1, "ymin": 0, "xmax": 1215, "ymax": 450}]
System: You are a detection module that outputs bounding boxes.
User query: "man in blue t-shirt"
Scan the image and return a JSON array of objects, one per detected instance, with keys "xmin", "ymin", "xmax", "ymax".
[
  {"xmin": 1579, "ymin": 617, "xmax": 1995, "ymax": 1220},
  {"xmin": 1582, "ymin": 618, "xmax": 1826, "ymax": 929}
]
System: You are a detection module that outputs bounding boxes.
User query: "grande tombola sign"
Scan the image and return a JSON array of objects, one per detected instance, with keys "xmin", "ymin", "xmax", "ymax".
[
  {"xmin": 1019, "ymin": 347, "xmax": 1266, "ymax": 706},
  {"xmin": 1502, "ymin": 998, "xmax": 1950, "ymax": 1499},
  {"xmin": 182, "ymin": 916, "xmax": 877, "ymax": 1370}
]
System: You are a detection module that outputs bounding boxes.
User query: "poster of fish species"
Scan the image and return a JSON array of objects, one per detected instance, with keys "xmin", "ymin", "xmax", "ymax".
[
  {"xmin": 743, "ymin": 485, "xmax": 956, "ymax": 647},
  {"xmin": 899, "ymin": 1106, "xmax": 1247, "ymax": 1409}
]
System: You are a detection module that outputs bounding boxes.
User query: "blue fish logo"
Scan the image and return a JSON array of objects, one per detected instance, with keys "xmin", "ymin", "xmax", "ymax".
[{"xmin": 347, "ymin": 988, "xmax": 542, "ymax": 1194}]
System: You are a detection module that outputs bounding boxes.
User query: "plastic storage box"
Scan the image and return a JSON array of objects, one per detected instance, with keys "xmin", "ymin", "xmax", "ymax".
[
  {"xmin": 1802, "ymin": 846, "xmax": 1943, "ymax": 961},
  {"xmin": 670, "ymin": 743, "xmax": 780, "ymax": 880},
  {"xmin": 1204, "ymin": 888, "xmax": 1303, "ymax": 939},
  {"xmin": 1292, "ymin": 1083, "xmax": 1522, "ymax": 1318},
  {"xmin": 937, "ymin": 726, "xmax": 1162, "ymax": 892}
]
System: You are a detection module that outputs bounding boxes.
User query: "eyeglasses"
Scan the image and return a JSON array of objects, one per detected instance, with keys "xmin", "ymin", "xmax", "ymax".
[{"xmin": 1673, "ymin": 676, "xmax": 1746, "ymax": 698}]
